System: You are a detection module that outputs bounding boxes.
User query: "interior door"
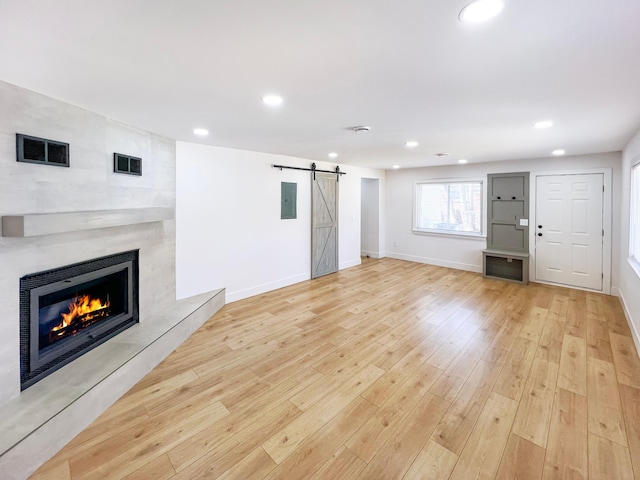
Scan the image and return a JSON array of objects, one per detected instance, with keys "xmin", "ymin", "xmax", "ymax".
[
  {"xmin": 311, "ymin": 172, "xmax": 338, "ymax": 278},
  {"xmin": 535, "ymin": 174, "xmax": 603, "ymax": 290}
]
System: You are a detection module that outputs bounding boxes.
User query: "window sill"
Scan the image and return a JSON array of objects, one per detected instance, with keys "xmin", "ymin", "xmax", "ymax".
[{"xmin": 412, "ymin": 229, "xmax": 486, "ymax": 240}]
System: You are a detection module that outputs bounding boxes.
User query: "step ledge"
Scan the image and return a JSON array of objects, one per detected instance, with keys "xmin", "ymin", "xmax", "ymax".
[{"xmin": 0, "ymin": 288, "xmax": 225, "ymax": 480}]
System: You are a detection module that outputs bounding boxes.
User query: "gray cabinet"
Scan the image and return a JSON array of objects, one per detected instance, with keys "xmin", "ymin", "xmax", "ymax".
[
  {"xmin": 484, "ymin": 172, "xmax": 530, "ymax": 284},
  {"xmin": 487, "ymin": 172, "xmax": 529, "ymax": 252}
]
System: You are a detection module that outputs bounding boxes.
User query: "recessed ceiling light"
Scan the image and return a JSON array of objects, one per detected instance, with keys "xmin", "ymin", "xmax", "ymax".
[
  {"xmin": 534, "ymin": 120, "xmax": 553, "ymax": 129},
  {"xmin": 552, "ymin": 149, "xmax": 566, "ymax": 156},
  {"xmin": 405, "ymin": 141, "xmax": 418, "ymax": 148},
  {"xmin": 262, "ymin": 95, "xmax": 283, "ymax": 106},
  {"xmin": 193, "ymin": 128, "xmax": 209, "ymax": 136},
  {"xmin": 458, "ymin": 159, "xmax": 468, "ymax": 164},
  {"xmin": 459, "ymin": 0, "xmax": 504, "ymax": 23},
  {"xmin": 328, "ymin": 152, "xmax": 338, "ymax": 159},
  {"xmin": 392, "ymin": 165, "xmax": 400, "ymax": 169},
  {"xmin": 435, "ymin": 152, "xmax": 449, "ymax": 157}
]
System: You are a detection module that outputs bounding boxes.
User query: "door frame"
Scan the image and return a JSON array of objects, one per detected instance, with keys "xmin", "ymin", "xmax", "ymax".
[{"xmin": 530, "ymin": 168, "xmax": 612, "ymax": 294}]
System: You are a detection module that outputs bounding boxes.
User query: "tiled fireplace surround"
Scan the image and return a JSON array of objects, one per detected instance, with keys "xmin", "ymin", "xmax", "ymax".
[{"xmin": 0, "ymin": 81, "xmax": 223, "ymax": 479}]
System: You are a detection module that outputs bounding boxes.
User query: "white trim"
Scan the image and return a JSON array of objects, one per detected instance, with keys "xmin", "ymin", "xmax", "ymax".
[
  {"xmin": 361, "ymin": 250, "xmax": 384, "ymax": 259},
  {"xmin": 387, "ymin": 252, "xmax": 482, "ymax": 273},
  {"xmin": 226, "ymin": 260, "xmax": 363, "ymax": 304},
  {"xmin": 340, "ymin": 258, "xmax": 362, "ymax": 270},
  {"xmin": 616, "ymin": 286, "xmax": 640, "ymax": 358},
  {"xmin": 529, "ymin": 168, "xmax": 612, "ymax": 294},
  {"xmin": 628, "ymin": 257, "xmax": 640, "ymax": 279},
  {"xmin": 226, "ymin": 272, "xmax": 310, "ymax": 303},
  {"xmin": 412, "ymin": 176, "xmax": 486, "ymax": 237},
  {"xmin": 411, "ymin": 229, "xmax": 486, "ymax": 239},
  {"xmin": 533, "ymin": 278, "xmax": 607, "ymax": 294},
  {"xmin": 414, "ymin": 176, "xmax": 486, "ymax": 184},
  {"xmin": 629, "ymin": 159, "xmax": 640, "ymax": 278}
]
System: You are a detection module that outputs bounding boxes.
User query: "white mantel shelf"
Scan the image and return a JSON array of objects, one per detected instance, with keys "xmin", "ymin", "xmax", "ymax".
[{"xmin": 1, "ymin": 207, "xmax": 174, "ymax": 237}]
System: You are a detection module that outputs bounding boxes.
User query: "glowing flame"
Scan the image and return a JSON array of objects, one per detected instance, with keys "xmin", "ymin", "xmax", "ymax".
[{"xmin": 52, "ymin": 294, "xmax": 110, "ymax": 332}]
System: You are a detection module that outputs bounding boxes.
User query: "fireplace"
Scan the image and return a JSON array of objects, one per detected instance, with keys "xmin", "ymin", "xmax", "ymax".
[{"xmin": 20, "ymin": 251, "xmax": 139, "ymax": 389}]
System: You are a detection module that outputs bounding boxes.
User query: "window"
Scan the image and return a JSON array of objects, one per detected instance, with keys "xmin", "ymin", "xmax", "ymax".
[
  {"xmin": 414, "ymin": 180, "xmax": 483, "ymax": 236},
  {"xmin": 630, "ymin": 161, "xmax": 640, "ymax": 273}
]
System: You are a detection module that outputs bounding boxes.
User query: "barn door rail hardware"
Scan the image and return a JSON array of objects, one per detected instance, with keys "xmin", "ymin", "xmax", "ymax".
[{"xmin": 272, "ymin": 163, "xmax": 345, "ymax": 181}]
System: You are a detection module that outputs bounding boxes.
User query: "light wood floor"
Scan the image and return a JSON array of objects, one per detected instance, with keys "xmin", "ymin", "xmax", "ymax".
[{"xmin": 32, "ymin": 258, "xmax": 640, "ymax": 479}]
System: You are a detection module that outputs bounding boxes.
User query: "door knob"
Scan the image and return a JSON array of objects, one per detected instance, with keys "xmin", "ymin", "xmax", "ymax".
[
  {"xmin": 512, "ymin": 196, "xmax": 516, "ymax": 200},
  {"xmin": 538, "ymin": 233, "xmax": 543, "ymax": 236}
]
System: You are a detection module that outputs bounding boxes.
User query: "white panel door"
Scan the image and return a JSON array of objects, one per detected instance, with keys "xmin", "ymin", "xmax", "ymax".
[{"xmin": 535, "ymin": 174, "xmax": 603, "ymax": 290}]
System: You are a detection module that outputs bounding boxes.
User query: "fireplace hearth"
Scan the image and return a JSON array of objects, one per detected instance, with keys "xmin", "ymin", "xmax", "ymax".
[{"xmin": 20, "ymin": 251, "xmax": 139, "ymax": 389}]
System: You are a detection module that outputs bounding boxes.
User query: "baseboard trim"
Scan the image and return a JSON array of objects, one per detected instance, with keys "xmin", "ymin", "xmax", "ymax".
[
  {"xmin": 386, "ymin": 252, "xmax": 482, "ymax": 273},
  {"xmin": 615, "ymin": 287, "xmax": 640, "ymax": 356},
  {"xmin": 361, "ymin": 251, "xmax": 384, "ymax": 259},
  {"xmin": 340, "ymin": 258, "xmax": 362, "ymax": 270},
  {"xmin": 227, "ymin": 273, "xmax": 310, "ymax": 303},
  {"xmin": 227, "ymin": 259, "xmax": 364, "ymax": 304}
]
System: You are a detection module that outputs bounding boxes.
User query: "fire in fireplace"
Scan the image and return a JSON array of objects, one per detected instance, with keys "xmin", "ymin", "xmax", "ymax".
[
  {"xmin": 49, "ymin": 294, "xmax": 112, "ymax": 345},
  {"xmin": 20, "ymin": 251, "xmax": 139, "ymax": 389}
]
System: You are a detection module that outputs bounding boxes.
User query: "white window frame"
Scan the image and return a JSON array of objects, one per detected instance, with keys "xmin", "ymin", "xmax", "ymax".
[
  {"xmin": 412, "ymin": 178, "xmax": 485, "ymax": 238},
  {"xmin": 629, "ymin": 159, "xmax": 640, "ymax": 278}
]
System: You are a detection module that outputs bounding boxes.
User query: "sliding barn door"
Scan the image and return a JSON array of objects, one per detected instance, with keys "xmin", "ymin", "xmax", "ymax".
[{"xmin": 311, "ymin": 172, "xmax": 339, "ymax": 278}]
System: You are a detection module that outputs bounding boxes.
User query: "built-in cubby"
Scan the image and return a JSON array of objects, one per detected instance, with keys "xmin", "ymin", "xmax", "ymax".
[
  {"xmin": 484, "ymin": 172, "xmax": 530, "ymax": 284},
  {"xmin": 482, "ymin": 249, "xmax": 530, "ymax": 284}
]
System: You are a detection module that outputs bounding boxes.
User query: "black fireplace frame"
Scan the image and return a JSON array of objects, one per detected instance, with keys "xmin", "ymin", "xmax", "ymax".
[{"xmin": 20, "ymin": 250, "xmax": 139, "ymax": 390}]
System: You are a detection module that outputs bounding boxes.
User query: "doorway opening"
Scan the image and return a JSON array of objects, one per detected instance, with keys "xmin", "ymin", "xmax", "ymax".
[{"xmin": 361, "ymin": 178, "xmax": 380, "ymax": 258}]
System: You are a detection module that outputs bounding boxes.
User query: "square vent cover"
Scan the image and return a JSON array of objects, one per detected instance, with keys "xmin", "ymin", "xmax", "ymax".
[
  {"xmin": 114, "ymin": 153, "xmax": 142, "ymax": 176},
  {"xmin": 17, "ymin": 134, "xmax": 69, "ymax": 167}
]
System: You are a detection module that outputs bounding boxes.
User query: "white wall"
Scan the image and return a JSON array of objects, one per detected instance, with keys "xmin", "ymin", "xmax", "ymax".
[
  {"xmin": 176, "ymin": 142, "xmax": 385, "ymax": 303},
  {"xmin": 385, "ymin": 152, "xmax": 622, "ymax": 287},
  {"xmin": 0, "ymin": 81, "xmax": 176, "ymax": 405},
  {"xmin": 619, "ymin": 129, "xmax": 640, "ymax": 350}
]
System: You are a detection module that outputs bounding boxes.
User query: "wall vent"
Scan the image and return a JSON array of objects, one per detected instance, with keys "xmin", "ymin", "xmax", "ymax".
[
  {"xmin": 114, "ymin": 153, "xmax": 142, "ymax": 176},
  {"xmin": 16, "ymin": 134, "xmax": 69, "ymax": 167}
]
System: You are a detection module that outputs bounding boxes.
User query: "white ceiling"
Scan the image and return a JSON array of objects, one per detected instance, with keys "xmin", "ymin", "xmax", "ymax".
[{"xmin": 1, "ymin": 0, "xmax": 639, "ymax": 170}]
